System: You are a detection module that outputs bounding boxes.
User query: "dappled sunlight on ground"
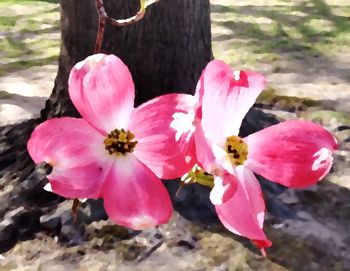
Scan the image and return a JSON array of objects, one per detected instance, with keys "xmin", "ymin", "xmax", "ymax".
[
  {"xmin": 0, "ymin": 64, "xmax": 56, "ymax": 125},
  {"xmin": 0, "ymin": 0, "xmax": 58, "ymax": 125}
]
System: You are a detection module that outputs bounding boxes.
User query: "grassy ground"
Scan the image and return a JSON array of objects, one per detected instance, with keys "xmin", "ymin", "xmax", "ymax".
[
  {"xmin": 211, "ymin": 0, "xmax": 350, "ymax": 64},
  {"xmin": 0, "ymin": 0, "xmax": 59, "ymax": 76}
]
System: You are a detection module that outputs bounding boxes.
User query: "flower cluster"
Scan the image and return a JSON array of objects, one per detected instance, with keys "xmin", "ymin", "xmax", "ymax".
[{"xmin": 28, "ymin": 54, "xmax": 337, "ymax": 254}]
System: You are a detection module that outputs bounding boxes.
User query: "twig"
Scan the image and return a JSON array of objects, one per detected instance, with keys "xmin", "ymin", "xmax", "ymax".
[
  {"xmin": 71, "ymin": 198, "xmax": 81, "ymax": 223},
  {"xmin": 94, "ymin": 0, "xmax": 108, "ymax": 53},
  {"xmin": 106, "ymin": 10, "xmax": 145, "ymax": 27},
  {"xmin": 94, "ymin": 0, "xmax": 159, "ymax": 53}
]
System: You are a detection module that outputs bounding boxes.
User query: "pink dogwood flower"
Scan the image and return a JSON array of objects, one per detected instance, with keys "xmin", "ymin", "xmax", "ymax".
[
  {"xmin": 28, "ymin": 54, "xmax": 195, "ymax": 230},
  {"xmin": 180, "ymin": 60, "xmax": 338, "ymax": 254}
]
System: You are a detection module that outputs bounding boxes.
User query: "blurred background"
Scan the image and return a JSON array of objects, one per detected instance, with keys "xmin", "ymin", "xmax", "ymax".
[{"xmin": 0, "ymin": 0, "xmax": 349, "ymax": 270}]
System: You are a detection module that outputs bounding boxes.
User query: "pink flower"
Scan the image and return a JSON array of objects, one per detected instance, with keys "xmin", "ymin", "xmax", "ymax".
[
  {"xmin": 184, "ymin": 60, "xmax": 338, "ymax": 253},
  {"xmin": 28, "ymin": 54, "xmax": 195, "ymax": 230}
]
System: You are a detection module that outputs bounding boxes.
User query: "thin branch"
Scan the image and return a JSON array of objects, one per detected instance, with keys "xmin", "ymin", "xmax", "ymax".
[
  {"xmin": 106, "ymin": 10, "xmax": 145, "ymax": 27},
  {"xmin": 94, "ymin": 0, "xmax": 107, "ymax": 53},
  {"xmin": 94, "ymin": 0, "xmax": 159, "ymax": 53},
  {"xmin": 71, "ymin": 198, "xmax": 81, "ymax": 223}
]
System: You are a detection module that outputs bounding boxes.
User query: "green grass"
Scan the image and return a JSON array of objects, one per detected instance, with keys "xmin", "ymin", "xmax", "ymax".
[
  {"xmin": 307, "ymin": 110, "xmax": 350, "ymax": 126},
  {"xmin": 211, "ymin": 0, "xmax": 350, "ymax": 64},
  {"xmin": 0, "ymin": 0, "xmax": 59, "ymax": 75}
]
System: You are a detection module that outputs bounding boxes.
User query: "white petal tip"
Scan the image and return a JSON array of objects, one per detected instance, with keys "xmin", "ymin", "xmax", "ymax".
[
  {"xmin": 131, "ymin": 215, "xmax": 157, "ymax": 230},
  {"xmin": 209, "ymin": 189, "xmax": 224, "ymax": 205},
  {"xmin": 43, "ymin": 183, "xmax": 53, "ymax": 192},
  {"xmin": 233, "ymin": 70, "xmax": 241, "ymax": 81},
  {"xmin": 312, "ymin": 147, "xmax": 332, "ymax": 171}
]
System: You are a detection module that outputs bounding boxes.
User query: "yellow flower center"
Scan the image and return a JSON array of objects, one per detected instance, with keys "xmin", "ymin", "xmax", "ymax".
[
  {"xmin": 104, "ymin": 128, "xmax": 137, "ymax": 156},
  {"xmin": 225, "ymin": 135, "xmax": 248, "ymax": 166}
]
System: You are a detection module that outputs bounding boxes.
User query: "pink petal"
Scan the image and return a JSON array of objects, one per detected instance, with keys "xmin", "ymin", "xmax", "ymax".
[
  {"xmin": 194, "ymin": 123, "xmax": 218, "ymax": 172},
  {"xmin": 193, "ymin": 71, "xmax": 204, "ymax": 120},
  {"xmin": 48, "ymin": 162, "xmax": 110, "ymax": 199},
  {"xmin": 69, "ymin": 54, "xmax": 135, "ymax": 134},
  {"xmin": 27, "ymin": 117, "xmax": 111, "ymax": 198},
  {"xmin": 198, "ymin": 60, "xmax": 266, "ymax": 143},
  {"xmin": 245, "ymin": 120, "xmax": 338, "ymax": 188},
  {"xmin": 101, "ymin": 154, "xmax": 173, "ymax": 229},
  {"xmin": 129, "ymin": 93, "xmax": 197, "ymax": 179},
  {"xmin": 215, "ymin": 166, "xmax": 271, "ymax": 250},
  {"xmin": 27, "ymin": 117, "xmax": 105, "ymax": 168},
  {"xmin": 209, "ymin": 173, "xmax": 237, "ymax": 205}
]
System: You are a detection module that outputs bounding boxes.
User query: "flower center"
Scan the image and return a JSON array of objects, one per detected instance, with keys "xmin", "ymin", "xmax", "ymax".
[
  {"xmin": 104, "ymin": 128, "xmax": 137, "ymax": 156},
  {"xmin": 225, "ymin": 136, "xmax": 248, "ymax": 166}
]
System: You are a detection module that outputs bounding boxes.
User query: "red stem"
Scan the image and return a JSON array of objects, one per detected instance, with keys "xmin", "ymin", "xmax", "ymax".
[{"xmin": 94, "ymin": 0, "xmax": 148, "ymax": 54}]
